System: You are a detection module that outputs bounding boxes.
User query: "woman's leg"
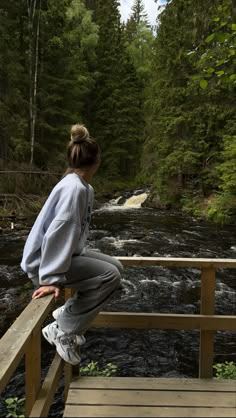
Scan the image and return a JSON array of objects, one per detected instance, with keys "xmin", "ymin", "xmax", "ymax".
[{"xmin": 56, "ymin": 251, "xmax": 123, "ymax": 335}]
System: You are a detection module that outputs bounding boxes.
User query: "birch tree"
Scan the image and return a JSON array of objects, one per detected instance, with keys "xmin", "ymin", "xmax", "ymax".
[{"xmin": 27, "ymin": 0, "xmax": 41, "ymax": 167}]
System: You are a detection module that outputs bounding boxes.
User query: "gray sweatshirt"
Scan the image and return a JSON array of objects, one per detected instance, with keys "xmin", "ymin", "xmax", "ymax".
[{"xmin": 21, "ymin": 173, "xmax": 94, "ymax": 286}]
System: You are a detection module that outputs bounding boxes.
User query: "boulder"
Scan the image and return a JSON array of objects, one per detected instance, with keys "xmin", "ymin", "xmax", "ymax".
[{"xmin": 142, "ymin": 190, "xmax": 163, "ymax": 209}]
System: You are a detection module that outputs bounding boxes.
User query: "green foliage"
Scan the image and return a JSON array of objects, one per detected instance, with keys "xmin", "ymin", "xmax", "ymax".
[
  {"xmin": 1, "ymin": 0, "xmax": 236, "ymax": 222},
  {"xmin": 190, "ymin": 0, "xmax": 236, "ymax": 88},
  {"xmin": 0, "ymin": 0, "xmax": 98, "ymax": 169},
  {"xmin": 141, "ymin": 0, "xmax": 236, "ymax": 221},
  {"xmin": 80, "ymin": 361, "xmax": 118, "ymax": 377},
  {"xmin": 0, "ymin": 397, "xmax": 25, "ymax": 418},
  {"xmin": 206, "ymin": 192, "xmax": 236, "ymax": 224},
  {"xmin": 213, "ymin": 361, "xmax": 236, "ymax": 380},
  {"xmin": 87, "ymin": 0, "xmax": 145, "ymax": 178}
]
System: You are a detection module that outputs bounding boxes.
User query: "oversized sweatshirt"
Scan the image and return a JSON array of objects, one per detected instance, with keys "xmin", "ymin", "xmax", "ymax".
[{"xmin": 21, "ymin": 173, "xmax": 94, "ymax": 286}]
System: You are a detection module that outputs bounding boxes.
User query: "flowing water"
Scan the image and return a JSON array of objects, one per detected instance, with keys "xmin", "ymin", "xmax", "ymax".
[{"xmin": 0, "ymin": 191, "xmax": 235, "ymax": 416}]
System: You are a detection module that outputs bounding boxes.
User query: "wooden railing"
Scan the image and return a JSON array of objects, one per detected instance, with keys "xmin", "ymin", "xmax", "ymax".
[{"xmin": 0, "ymin": 257, "xmax": 236, "ymax": 417}]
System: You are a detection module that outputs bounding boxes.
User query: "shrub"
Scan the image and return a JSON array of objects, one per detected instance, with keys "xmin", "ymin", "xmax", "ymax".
[{"xmin": 213, "ymin": 361, "xmax": 236, "ymax": 380}]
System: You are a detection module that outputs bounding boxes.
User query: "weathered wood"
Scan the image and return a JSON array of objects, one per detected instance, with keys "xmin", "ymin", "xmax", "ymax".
[
  {"xmin": 64, "ymin": 363, "xmax": 73, "ymax": 403},
  {"xmin": 64, "ymin": 287, "xmax": 79, "ymax": 402},
  {"xmin": 91, "ymin": 312, "xmax": 236, "ymax": 330},
  {"xmin": 29, "ymin": 354, "xmax": 63, "ymax": 418},
  {"xmin": 0, "ymin": 295, "xmax": 55, "ymax": 393},
  {"xmin": 116, "ymin": 256, "xmax": 236, "ymax": 269},
  {"xmin": 199, "ymin": 268, "xmax": 216, "ymax": 378},
  {"xmin": 64, "ymin": 405, "xmax": 236, "ymax": 417},
  {"xmin": 25, "ymin": 331, "xmax": 41, "ymax": 416},
  {"xmin": 70, "ymin": 376, "xmax": 235, "ymax": 391},
  {"xmin": 67, "ymin": 388, "xmax": 235, "ymax": 407},
  {"xmin": 65, "ymin": 377, "xmax": 236, "ymax": 417}
]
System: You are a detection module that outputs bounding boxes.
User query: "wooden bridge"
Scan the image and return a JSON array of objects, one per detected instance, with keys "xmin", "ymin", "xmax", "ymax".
[{"xmin": 0, "ymin": 257, "xmax": 236, "ymax": 417}]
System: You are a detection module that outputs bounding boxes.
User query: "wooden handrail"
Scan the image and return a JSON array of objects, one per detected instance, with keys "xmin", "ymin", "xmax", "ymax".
[
  {"xmin": 117, "ymin": 256, "xmax": 236, "ymax": 268},
  {"xmin": 0, "ymin": 295, "xmax": 55, "ymax": 393},
  {"xmin": 0, "ymin": 257, "xmax": 235, "ymax": 416}
]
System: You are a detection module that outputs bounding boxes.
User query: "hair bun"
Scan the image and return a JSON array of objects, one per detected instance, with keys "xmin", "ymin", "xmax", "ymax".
[{"xmin": 71, "ymin": 124, "xmax": 89, "ymax": 143}]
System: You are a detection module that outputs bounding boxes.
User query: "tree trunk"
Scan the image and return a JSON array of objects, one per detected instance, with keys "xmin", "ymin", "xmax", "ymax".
[{"xmin": 27, "ymin": 0, "xmax": 41, "ymax": 167}]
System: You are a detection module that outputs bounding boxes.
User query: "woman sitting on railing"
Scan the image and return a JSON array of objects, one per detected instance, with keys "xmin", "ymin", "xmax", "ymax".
[{"xmin": 20, "ymin": 124, "xmax": 123, "ymax": 365}]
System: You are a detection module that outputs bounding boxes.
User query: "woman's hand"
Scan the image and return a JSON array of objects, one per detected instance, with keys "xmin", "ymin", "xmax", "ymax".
[{"xmin": 32, "ymin": 285, "xmax": 60, "ymax": 300}]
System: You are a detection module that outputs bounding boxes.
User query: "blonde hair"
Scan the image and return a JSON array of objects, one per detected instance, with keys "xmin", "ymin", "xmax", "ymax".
[
  {"xmin": 70, "ymin": 124, "xmax": 89, "ymax": 142},
  {"xmin": 65, "ymin": 124, "xmax": 100, "ymax": 173}
]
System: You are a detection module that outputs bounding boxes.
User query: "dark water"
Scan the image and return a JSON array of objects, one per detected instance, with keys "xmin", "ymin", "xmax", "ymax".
[{"xmin": 0, "ymin": 201, "xmax": 236, "ymax": 416}]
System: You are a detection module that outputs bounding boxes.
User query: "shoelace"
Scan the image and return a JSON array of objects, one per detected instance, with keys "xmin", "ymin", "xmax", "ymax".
[{"xmin": 61, "ymin": 336, "xmax": 75, "ymax": 348}]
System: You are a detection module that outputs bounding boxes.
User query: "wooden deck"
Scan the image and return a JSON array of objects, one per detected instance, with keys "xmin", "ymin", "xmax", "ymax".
[{"xmin": 63, "ymin": 376, "xmax": 236, "ymax": 417}]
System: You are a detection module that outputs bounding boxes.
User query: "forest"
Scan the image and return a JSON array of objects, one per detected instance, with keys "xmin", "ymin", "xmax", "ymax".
[{"xmin": 0, "ymin": 0, "xmax": 235, "ymax": 223}]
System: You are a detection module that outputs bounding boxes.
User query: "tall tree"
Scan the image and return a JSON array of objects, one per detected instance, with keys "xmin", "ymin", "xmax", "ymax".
[
  {"xmin": 87, "ymin": 0, "xmax": 144, "ymax": 178},
  {"xmin": 0, "ymin": 0, "xmax": 28, "ymax": 164},
  {"xmin": 142, "ymin": 0, "xmax": 235, "ymax": 207},
  {"xmin": 0, "ymin": 0, "xmax": 98, "ymax": 169},
  {"xmin": 27, "ymin": 0, "xmax": 42, "ymax": 166},
  {"xmin": 130, "ymin": 0, "xmax": 149, "ymax": 25}
]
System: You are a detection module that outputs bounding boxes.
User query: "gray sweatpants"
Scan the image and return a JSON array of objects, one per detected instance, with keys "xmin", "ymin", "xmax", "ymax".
[{"xmin": 56, "ymin": 250, "xmax": 123, "ymax": 335}]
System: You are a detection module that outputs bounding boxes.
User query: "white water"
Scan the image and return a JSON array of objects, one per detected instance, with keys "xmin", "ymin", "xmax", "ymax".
[
  {"xmin": 97, "ymin": 192, "xmax": 148, "ymax": 211},
  {"xmin": 123, "ymin": 193, "xmax": 148, "ymax": 208}
]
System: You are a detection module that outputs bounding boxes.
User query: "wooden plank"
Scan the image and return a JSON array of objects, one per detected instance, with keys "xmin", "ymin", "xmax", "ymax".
[
  {"xmin": 91, "ymin": 312, "xmax": 236, "ymax": 330},
  {"xmin": 0, "ymin": 295, "xmax": 55, "ymax": 393},
  {"xmin": 67, "ymin": 389, "xmax": 235, "ymax": 407},
  {"xmin": 25, "ymin": 331, "xmax": 41, "ymax": 416},
  {"xmin": 64, "ymin": 363, "xmax": 73, "ymax": 403},
  {"xmin": 70, "ymin": 376, "xmax": 236, "ymax": 392},
  {"xmin": 64, "ymin": 405, "xmax": 236, "ymax": 417},
  {"xmin": 116, "ymin": 257, "xmax": 236, "ymax": 269},
  {"xmin": 29, "ymin": 353, "xmax": 63, "ymax": 417},
  {"xmin": 64, "ymin": 287, "xmax": 80, "ymax": 400},
  {"xmin": 199, "ymin": 268, "xmax": 216, "ymax": 378}
]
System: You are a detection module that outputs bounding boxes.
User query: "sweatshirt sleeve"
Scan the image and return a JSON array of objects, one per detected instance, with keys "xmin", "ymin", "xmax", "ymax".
[{"xmin": 39, "ymin": 219, "xmax": 81, "ymax": 285}]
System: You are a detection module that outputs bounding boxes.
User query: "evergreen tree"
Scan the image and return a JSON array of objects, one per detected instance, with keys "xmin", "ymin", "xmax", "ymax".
[
  {"xmin": 0, "ymin": 0, "xmax": 28, "ymax": 164},
  {"xmin": 87, "ymin": 0, "xmax": 144, "ymax": 178},
  {"xmin": 35, "ymin": 0, "xmax": 98, "ymax": 168},
  {"xmin": 130, "ymin": 0, "xmax": 149, "ymax": 25},
  {"xmin": 0, "ymin": 0, "xmax": 98, "ymax": 169},
  {"xmin": 142, "ymin": 0, "xmax": 235, "ymax": 208}
]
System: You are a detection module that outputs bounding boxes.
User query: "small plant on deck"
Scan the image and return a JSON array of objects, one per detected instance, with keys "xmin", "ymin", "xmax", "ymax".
[
  {"xmin": 0, "ymin": 397, "xmax": 25, "ymax": 418},
  {"xmin": 213, "ymin": 361, "xmax": 236, "ymax": 380},
  {"xmin": 80, "ymin": 361, "xmax": 118, "ymax": 377}
]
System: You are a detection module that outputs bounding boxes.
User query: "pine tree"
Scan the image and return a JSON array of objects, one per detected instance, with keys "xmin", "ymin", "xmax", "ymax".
[
  {"xmin": 130, "ymin": 0, "xmax": 149, "ymax": 25},
  {"xmin": 0, "ymin": 0, "xmax": 98, "ymax": 170},
  {"xmin": 87, "ymin": 0, "xmax": 144, "ymax": 178},
  {"xmin": 142, "ymin": 0, "xmax": 235, "ymax": 206},
  {"xmin": 31, "ymin": 0, "xmax": 98, "ymax": 168}
]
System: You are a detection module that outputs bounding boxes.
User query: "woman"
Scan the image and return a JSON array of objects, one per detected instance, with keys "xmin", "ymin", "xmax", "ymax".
[{"xmin": 21, "ymin": 124, "xmax": 123, "ymax": 365}]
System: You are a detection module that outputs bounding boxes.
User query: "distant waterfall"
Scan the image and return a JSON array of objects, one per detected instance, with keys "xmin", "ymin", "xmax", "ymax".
[
  {"xmin": 123, "ymin": 193, "xmax": 148, "ymax": 208},
  {"xmin": 97, "ymin": 190, "xmax": 149, "ymax": 211}
]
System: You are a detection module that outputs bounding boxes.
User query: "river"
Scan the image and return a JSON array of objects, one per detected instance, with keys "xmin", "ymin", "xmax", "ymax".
[{"xmin": 0, "ymin": 192, "xmax": 235, "ymax": 416}]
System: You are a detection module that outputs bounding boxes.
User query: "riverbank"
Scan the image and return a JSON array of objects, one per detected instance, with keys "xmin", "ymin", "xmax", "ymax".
[{"xmin": 0, "ymin": 175, "xmax": 235, "ymax": 229}]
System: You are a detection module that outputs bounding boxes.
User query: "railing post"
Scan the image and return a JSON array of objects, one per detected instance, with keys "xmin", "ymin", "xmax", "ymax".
[
  {"xmin": 25, "ymin": 330, "xmax": 41, "ymax": 416},
  {"xmin": 199, "ymin": 267, "xmax": 216, "ymax": 378},
  {"xmin": 63, "ymin": 288, "xmax": 80, "ymax": 402}
]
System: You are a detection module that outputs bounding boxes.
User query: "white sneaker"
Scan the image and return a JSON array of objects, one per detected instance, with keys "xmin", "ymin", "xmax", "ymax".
[
  {"xmin": 56, "ymin": 330, "xmax": 82, "ymax": 365},
  {"xmin": 52, "ymin": 306, "xmax": 86, "ymax": 346},
  {"xmin": 42, "ymin": 321, "xmax": 85, "ymax": 365},
  {"xmin": 53, "ymin": 305, "xmax": 65, "ymax": 320},
  {"xmin": 42, "ymin": 321, "xmax": 58, "ymax": 346}
]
